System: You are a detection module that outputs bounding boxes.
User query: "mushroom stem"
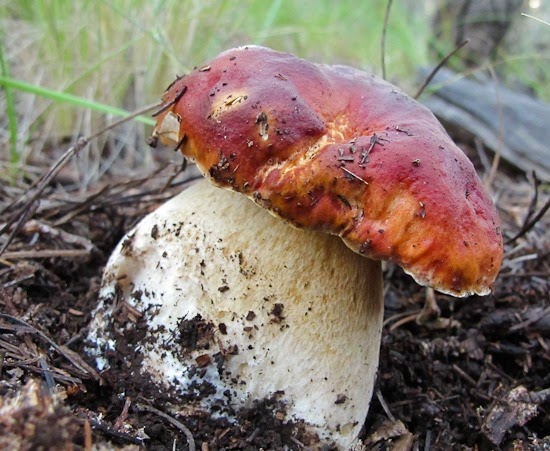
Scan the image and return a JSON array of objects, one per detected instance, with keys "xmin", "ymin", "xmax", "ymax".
[{"xmin": 88, "ymin": 180, "xmax": 384, "ymax": 449}]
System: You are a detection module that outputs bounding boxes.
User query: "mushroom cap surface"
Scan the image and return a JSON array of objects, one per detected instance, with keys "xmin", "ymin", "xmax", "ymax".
[
  {"xmin": 154, "ymin": 45, "xmax": 503, "ymax": 296},
  {"xmin": 88, "ymin": 181, "xmax": 384, "ymax": 449}
]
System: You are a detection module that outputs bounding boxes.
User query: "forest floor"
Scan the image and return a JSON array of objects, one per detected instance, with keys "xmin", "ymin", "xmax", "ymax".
[{"xmin": 0, "ymin": 127, "xmax": 548, "ymax": 450}]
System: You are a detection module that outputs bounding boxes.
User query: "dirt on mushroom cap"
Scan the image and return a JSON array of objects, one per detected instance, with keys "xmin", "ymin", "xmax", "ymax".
[{"xmin": 153, "ymin": 45, "xmax": 503, "ymax": 297}]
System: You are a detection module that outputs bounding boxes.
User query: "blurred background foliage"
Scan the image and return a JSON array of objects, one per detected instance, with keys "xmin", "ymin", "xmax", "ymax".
[{"xmin": 0, "ymin": 0, "xmax": 548, "ymax": 185}]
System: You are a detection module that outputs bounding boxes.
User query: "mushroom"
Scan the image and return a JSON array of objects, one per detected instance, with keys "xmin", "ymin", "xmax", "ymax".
[{"xmin": 87, "ymin": 46, "xmax": 503, "ymax": 449}]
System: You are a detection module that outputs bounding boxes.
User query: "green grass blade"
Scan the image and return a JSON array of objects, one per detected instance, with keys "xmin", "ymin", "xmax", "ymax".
[
  {"xmin": 0, "ymin": 36, "xmax": 19, "ymax": 165},
  {"xmin": 258, "ymin": 0, "xmax": 284, "ymax": 43},
  {"xmin": 0, "ymin": 76, "xmax": 155, "ymax": 126}
]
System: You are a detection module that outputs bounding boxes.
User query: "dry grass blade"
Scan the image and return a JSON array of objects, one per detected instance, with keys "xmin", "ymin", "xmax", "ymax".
[
  {"xmin": 521, "ymin": 13, "xmax": 550, "ymax": 27},
  {"xmin": 376, "ymin": 389, "xmax": 396, "ymax": 422},
  {"xmin": 86, "ymin": 415, "xmax": 145, "ymax": 446},
  {"xmin": 0, "ymin": 313, "xmax": 100, "ymax": 381},
  {"xmin": 506, "ymin": 197, "xmax": 550, "ymax": 245},
  {"xmin": 483, "ymin": 64, "xmax": 503, "ymax": 190},
  {"xmin": 414, "ymin": 39, "xmax": 469, "ymax": 99},
  {"xmin": 21, "ymin": 220, "xmax": 96, "ymax": 251},
  {"xmin": 0, "ymin": 200, "xmax": 40, "ymax": 257},
  {"xmin": 505, "ymin": 173, "xmax": 549, "ymax": 245},
  {"xmin": 1, "ymin": 249, "xmax": 91, "ymax": 260},
  {"xmin": 509, "ymin": 306, "xmax": 550, "ymax": 332},
  {"xmin": 381, "ymin": 0, "xmax": 393, "ymax": 80},
  {"xmin": 38, "ymin": 356, "xmax": 56, "ymax": 392}
]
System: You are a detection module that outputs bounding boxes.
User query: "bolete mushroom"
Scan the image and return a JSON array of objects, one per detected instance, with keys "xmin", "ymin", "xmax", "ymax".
[{"xmin": 87, "ymin": 46, "xmax": 503, "ymax": 449}]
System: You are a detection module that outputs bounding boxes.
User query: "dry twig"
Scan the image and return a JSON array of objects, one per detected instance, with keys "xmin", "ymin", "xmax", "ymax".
[{"xmin": 137, "ymin": 403, "xmax": 196, "ymax": 451}]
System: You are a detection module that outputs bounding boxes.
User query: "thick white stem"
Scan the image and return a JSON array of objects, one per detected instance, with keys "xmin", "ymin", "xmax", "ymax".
[{"xmin": 88, "ymin": 180, "xmax": 384, "ymax": 449}]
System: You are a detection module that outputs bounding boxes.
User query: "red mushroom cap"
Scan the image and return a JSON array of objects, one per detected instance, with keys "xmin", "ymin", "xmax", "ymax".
[{"xmin": 153, "ymin": 45, "xmax": 503, "ymax": 297}]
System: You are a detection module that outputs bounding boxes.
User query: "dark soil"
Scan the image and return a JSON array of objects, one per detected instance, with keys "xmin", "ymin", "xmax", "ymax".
[{"xmin": 0, "ymin": 137, "xmax": 548, "ymax": 450}]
